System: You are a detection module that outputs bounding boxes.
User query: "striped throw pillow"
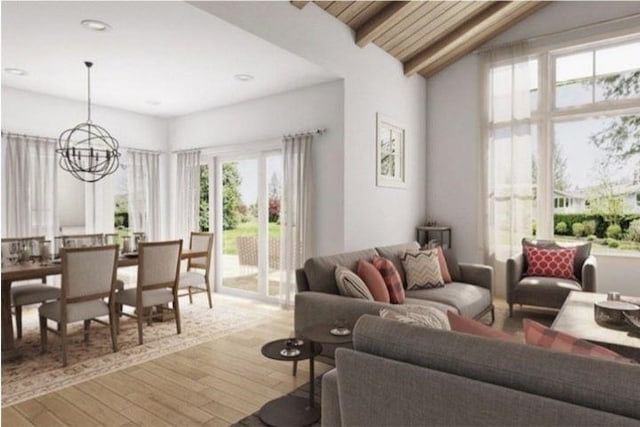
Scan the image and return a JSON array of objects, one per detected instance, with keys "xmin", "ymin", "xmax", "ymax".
[
  {"xmin": 401, "ymin": 250, "xmax": 444, "ymax": 290},
  {"xmin": 335, "ymin": 265, "xmax": 374, "ymax": 300},
  {"xmin": 372, "ymin": 255, "xmax": 405, "ymax": 304}
]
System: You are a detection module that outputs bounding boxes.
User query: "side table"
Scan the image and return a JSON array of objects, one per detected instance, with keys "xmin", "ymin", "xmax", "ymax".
[
  {"xmin": 416, "ymin": 225, "xmax": 452, "ymax": 248},
  {"xmin": 260, "ymin": 339, "xmax": 322, "ymax": 427}
]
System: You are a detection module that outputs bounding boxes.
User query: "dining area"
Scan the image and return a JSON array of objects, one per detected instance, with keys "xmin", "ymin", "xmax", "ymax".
[{"xmin": 1, "ymin": 232, "xmax": 214, "ymax": 367}]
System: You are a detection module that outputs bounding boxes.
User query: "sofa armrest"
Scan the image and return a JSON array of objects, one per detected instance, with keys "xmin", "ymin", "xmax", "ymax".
[
  {"xmin": 321, "ymin": 369, "xmax": 341, "ymax": 427},
  {"xmin": 459, "ymin": 263, "xmax": 493, "ymax": 295},
  {"xmin": 506, "ymin": 254, "xmax": 525, "ymax": 304},
  {"xmin": 581, "ymin": 255, "xmax": 597, "ymax": 293},
  {"xmin": 294, "ymin": 291, "xmax": 386, "ymax": 334},
  {"xmin": 296, "ymin": 268, "xmax": 310, "ymax": 292}
]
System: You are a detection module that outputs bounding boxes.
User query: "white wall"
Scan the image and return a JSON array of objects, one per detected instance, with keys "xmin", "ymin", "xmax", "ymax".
[
  {"xmin": 192, "ymin": 1, "xmax": 428, "ymax": 252},
  {"xmin": 1, "ymin": 87, "xmax": 170, "ymax": 236},
  {"xmin": 169, "ymin": 80, "xmax": 345, "ymax": 256},
  {"xmin": 425, "ymin": 2, "xmax": 640, "ymax": 295}
]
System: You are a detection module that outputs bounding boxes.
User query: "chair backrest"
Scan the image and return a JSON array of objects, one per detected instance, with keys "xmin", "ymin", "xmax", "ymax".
[
  {"xmin": 60, "ymin": 245, "xmax": 119, "ymax": 303},
  {"xmin": 188, "ymin": 232, "xmax": 213, "ymax": 274},
  {"xmin": 138, "ymin": 240, "xmax": 183, "ymax": 293},
  {"xmin": 61, "ymin": 233, "xmax": 105, "ymax": 248}
]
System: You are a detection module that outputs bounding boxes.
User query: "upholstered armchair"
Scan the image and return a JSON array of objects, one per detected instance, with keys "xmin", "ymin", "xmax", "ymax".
[{"xmin": 506, "ymin": 239, "xmax": 597, "ymax": 317}]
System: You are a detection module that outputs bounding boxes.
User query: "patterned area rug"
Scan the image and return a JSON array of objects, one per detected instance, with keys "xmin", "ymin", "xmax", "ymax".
[{"xmin": 1, "ymin": 294, "xmax": 281, "ymax": 407}]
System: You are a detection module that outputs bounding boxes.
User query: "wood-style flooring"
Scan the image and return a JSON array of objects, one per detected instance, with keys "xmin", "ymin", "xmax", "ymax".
[{"xmin": 2, "ymin": 296, "xmax": 332, "ymax": 426}]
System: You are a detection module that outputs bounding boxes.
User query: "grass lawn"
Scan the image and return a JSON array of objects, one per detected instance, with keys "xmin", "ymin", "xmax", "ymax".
[
  {"xmin": 555, "ymin": 235, "xmax": 640, "ymax": 253},
  {"xmin": 223, "ymin": 221, "xmax": 281, "ymax": 255}
]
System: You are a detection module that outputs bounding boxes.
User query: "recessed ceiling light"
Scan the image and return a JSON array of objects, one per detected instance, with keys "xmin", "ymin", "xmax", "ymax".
[
  {"xmin": 145, "ymin": 99, "xmax": 161, "ymax": 106},
  {"xmin": 234, "ymin": 74, "xmax": 254, "ymax": 82},
  {"xmin": 81, "ymin": 19, "xmax": 111, "ymax": 32},
  {"xmin": 4, "ymin": 68, "xmax": 27, "ymax": 76}
]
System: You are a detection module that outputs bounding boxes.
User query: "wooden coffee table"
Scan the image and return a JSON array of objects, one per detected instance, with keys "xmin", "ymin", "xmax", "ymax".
[{"xmin": 552, "ymin": 291, "xmax": 640, "ymax": 361}]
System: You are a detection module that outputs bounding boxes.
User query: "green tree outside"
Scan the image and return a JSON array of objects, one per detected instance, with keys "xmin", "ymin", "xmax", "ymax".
[{"xmin": 223, "ymin": 162, "xmax": 242, "ymax": 230}]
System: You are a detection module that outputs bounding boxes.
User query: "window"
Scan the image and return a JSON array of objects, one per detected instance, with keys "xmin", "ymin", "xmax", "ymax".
[{"xmin": 113, "ymin": 162, "xmax": 129, "ymax": 234}]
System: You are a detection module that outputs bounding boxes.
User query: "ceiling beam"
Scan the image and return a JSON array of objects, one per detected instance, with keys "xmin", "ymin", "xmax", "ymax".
[
  {"xmin": 356, "ymin": 1, "xmax": 417, "ymax": 48},
  {"xmin": 404, "ymin": 1, "xmax": 548, "ymax": 77},
  {"xmin": 290, "ymin": 1, "xmax": 310, "ymax": 10}
]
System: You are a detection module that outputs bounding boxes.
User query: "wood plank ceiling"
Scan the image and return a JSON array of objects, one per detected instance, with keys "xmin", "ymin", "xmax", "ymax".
[{"xmin": 291, "ymin": 1, "xmax": 548, "ymax": 78}]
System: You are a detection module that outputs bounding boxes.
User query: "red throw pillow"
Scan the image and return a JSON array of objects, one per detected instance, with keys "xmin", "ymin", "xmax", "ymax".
[
  {"xmin": 436, "ymin": 247, "xmax": 452, "ymax": 283},
  {"xmin": 357, "ymin": 259, "xmax": 390, "ymax": 303},
  {"xmin": 523, "ymin": 319, "xmax": 631, "ymax": 363},
  {"xmin": 524, "ymin": 246, "xmax": 577, "ymax": 280},
  {"xmin": 447, "ymin": 311, "xmax": 515, "ymax": 342},
  {"xmin": 372, "ymin": 255, "xmax": 405, "ymax": 304}
]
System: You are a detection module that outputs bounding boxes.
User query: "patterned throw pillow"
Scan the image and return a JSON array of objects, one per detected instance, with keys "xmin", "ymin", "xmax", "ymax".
[
  {"xmin": 401, "ymin": 250, "xmax": 444, "ymax": 290},
  {"xmin": 357, "ymin": 259, "xmax": 390, "ymax": 303},
  {"xmin": 420, "ymin": 244, "xmax": 452, "ymax": 283},
  {"xmin": 380, "ymin": 305, "xmax": 450, "ymax": 330},
  {"xmin": 372, "ymin": 255, "xmax": 405, "ymax": 304},
  {"xmin": 447, "ymin": 311, "xmax": 515, "ymax": 342},
  {"xmin": 334, "ymin": 265, "xmax": 374, "ymax": 300},
  {"xmin": 523, "ymin": 319, "xmax": 631, "ymax": 363},
  {"xmin": 525, "ymin": 247, "xmax": 577, "ymax": 280},
  {"xmin": 522, "ymin": 238, "xmax": 591, "ymax": 281}
]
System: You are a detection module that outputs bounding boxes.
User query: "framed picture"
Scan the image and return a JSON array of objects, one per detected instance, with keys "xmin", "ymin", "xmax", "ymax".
[{"xmin": 376, "ymin": 113, "xmax": 406, "ymax": 188}]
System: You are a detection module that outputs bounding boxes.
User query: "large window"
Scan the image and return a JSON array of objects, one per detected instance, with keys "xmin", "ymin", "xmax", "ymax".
[{"xmin": 538, "ymin": 36, "xmax": 640, "ymax": 252}]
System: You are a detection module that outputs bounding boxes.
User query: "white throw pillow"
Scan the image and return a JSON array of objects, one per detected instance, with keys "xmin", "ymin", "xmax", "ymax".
[
  {"xmin": 335, "ymin": 265, "xmax": 374, "ymax": 300},
  {"xmin": 380, "ymin": 305, "xmax": 451, "ymax": 330},
  {"xmin": 401, "ymin": 249, "xmax": 444, "ymax": 290}
]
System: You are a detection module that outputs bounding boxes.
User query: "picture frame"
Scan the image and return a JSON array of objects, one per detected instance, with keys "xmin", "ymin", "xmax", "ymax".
[{"xmin": 376, "ymin": 113, "xmax": 406, "ymax": 188}]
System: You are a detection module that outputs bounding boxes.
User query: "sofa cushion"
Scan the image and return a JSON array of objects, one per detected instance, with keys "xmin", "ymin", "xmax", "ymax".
[
  {"xmin": 523, "ymin": 319, "xmax": 632, "ymax": 363},
  {"xmin": 442, "ymin": 248, "xmax": 462, "ymax": 282},
  {"xmin": 522, "ymin": 238, "xmax": 591, "ymax": 281},
  {"xmin": 436, "ymin": 247, "xmax": 452, "ymax": 283},
  {"xmin": 380, "ymin": 305, "xmax": 450, "ymax": 330},
  {"xmin": 403, "ymin": 297, "xmax": 455, "ymax": 313},
  {"xmin": 304, "ymin": 248, "xmax": 378, "ymax": 294},
  {"xmin": 402, "ymin": 249, "xmax": 444, "ymax": 290},
  {"xmin": 372, "ymin": 255, "xmax": 405, "ymax": 304},
  {"xmin": 525, "ymin": 246, "xmax": 577, "ymax": 280},
  {"xmin": 374, "ymin": 242, "xmax": 419, "ymax": 286},
  {"xmin": 406, "ymin": 283, "xmax": 491, "ymax": 318},
  {"xmin": 447, "ymin": 311, "xmax": 513, "ymax": 341},
  {"xmin": 514, "ymin": 276, "xmax": 581, "ymax": 309},
  {"xmin": 335, "ymin": 266, "xmax": 374, "ymax": 300},
  {"xmin": 357, "ymin": 259, "xmax": 390, "ymax": 303}
]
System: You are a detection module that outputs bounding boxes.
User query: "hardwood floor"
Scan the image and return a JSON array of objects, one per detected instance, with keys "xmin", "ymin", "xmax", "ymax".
[{"xmin": 2, "ymin": 296, "xmax": 332, "ymax": 426}]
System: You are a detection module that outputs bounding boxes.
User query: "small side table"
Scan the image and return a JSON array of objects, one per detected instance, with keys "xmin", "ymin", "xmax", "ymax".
[
  {"xmin": 416, "ymin": 225, "xmax": 452, "ymax": 248},
  {"xmin": 260, "ymin": 339, "xmax": 322, "ymax": 427}
]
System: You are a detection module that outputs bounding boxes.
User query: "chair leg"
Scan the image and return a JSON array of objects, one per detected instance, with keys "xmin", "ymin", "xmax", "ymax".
[
  {"xmin": 188, "ymin": 287, "xmax": 193, "ymax": 304},
  {"xmin": 137, "ymin": 308, "xmax": 144, "ymax": 345},
  {"xmin": 146, "ymin": 308, "xmax": 152, "ymax": 326},
  {"xmin": 292, "ymin": 360, "xmax": 298, "ymax": 377},
  {"xmin": 205, "ymin": 278, "xmax": 213, "ymax": 309},
  {"xmin": 174, "ymin": 298, "xmax": 181, "ymax": 335},
  {"xmin": 15, "ymin": 305, "xmax": 23, "ymax": 339},
  {"xmin": 61, "ymin": 322, "xmax": 68, "ymax": 367},
  {"xmin": 509, "ymin": 304, "xmax": 513, "ymax": 318},
  {"xmin": 109, "ymin": 304, "xmax": 118, "ymax": 353},
  {"xmin": 83, "ymin": 320, "xmax": 91, "ymax": 343},
  {"xmin": 39, "ymin": 316, "xmax": 48, "ymax": 354},
  {"xmin": 490, "ymin": 306, "xmax": 495, "ymax": 325}
]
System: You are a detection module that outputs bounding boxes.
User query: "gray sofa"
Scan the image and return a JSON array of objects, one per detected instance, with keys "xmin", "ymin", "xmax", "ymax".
[
  {"xmin": 295, "ymin": 242, "xmax": 494, "ymax": 355},
  {"xmin": 322, "ymin": 315, "xmax": 640, "ymax": 426}
]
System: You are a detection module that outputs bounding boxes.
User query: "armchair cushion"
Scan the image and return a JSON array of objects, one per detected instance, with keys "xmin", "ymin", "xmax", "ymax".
[{"xmin": 513, "ymin": 277, "xmax": 581, "ymax": 309}]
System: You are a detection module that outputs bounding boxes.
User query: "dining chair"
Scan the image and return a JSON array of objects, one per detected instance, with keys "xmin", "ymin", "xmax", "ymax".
[
  {"xmin": 115, "ymin": 240, "xmax": 183, "ymax": 345},
  {"xmin": 179, "ymin": 232, "xmax": 214, "ymax": 308},
  {"xmin": 2, "ymin": 236, "xmax": 60, "ymax": 339},
  {"xmin": 39, "ymin": 245, "xmax": 119, "ymax": 367}
]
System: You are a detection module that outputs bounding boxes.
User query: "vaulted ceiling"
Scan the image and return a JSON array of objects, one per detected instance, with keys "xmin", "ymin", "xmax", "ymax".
[{"xmin": 292, "ymin": 1, "xmax": 548, "ymax": 78}]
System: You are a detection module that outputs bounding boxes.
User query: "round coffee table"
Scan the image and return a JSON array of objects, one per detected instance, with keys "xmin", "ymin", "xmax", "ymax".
[
  {"xmin": 301, "ymin": 323, "xmax": 354, "ymax": 346},
  {"xmin": 259, "ymin": 339, "xmax": 322, "ymax": 427}
]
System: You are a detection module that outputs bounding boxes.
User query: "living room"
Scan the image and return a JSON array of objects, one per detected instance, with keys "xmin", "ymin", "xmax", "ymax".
[{"xmin": 2, "ymin": 1, "xmax": 640, "ymax": 426}]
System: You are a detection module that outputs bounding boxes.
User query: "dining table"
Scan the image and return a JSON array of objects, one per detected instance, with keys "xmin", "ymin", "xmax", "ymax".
[{"xmin": 1, "ymin": 248, "xmax": 207, "ymax": 362}]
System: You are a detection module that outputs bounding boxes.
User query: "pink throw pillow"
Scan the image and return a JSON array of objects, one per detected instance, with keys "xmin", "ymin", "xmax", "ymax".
[
  {"xmin": 447, "ymin": 311, "xmax": 515, "ymax": 342},
  {"xmin": 525, "ymin": 247, "xmax": 577, "ymax": 280},
  {"xmin": 357, "ymin": 259, "xmax": 390, "ymax": 303},
  {"xmin": 523, "ymin": 319, "xmax": 631, "ymax": 363},
  {"xmin": 372, "ymin": 255, "xmax": 405, "ymax": 304},
  {"xmin": 436, "ymin": 247, "xmax": 452, "ymax": 283}
]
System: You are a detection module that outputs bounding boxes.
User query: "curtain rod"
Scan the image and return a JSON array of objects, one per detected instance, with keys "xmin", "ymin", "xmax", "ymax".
[
  {"xmin": 474, "ymin": 12, "xmax": 640, "ymax": 54},
  {"xmin": 2, "ymin": 130, "xmax": 162, "ymax": 154},
  {"xmin": 172, "ymin": 127, "xmax": 326, "ymax": 154}
]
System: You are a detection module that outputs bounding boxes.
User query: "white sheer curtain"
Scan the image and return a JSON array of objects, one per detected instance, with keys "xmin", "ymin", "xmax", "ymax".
[
  {"xmin": 176, "ymin": 151, "xmax": 201, "ymax": 242},
  {"xmin": 280, "ymin": 134, "xmax": 314, "ymax": 308},
  {"xmin": 127, "ymin": 150, "xmax": 160, "ymax": 240},
  {"xmin": 481, "ymin": 44, "xmax": 535, "ymax": 278},
  {"xmin": 1, "ymin": 132, "xmax": 58, "ymax": 240}
]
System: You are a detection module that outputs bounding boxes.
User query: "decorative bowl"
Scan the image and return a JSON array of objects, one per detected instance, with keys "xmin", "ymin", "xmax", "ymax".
[{"xmin": 594, "ymin": 300, "xmax": 640, "ymax": 327}]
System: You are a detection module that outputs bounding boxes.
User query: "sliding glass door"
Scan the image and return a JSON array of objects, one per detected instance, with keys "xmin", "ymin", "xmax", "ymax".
[{"xmin": 215, "ymin": 151, "xmax": 282, "ymax": 301}]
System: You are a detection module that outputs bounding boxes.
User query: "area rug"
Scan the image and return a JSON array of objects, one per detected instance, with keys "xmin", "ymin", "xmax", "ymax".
[{"xmin": 1, "ymin": 294, "xmax": 281, "ymax": 407}]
